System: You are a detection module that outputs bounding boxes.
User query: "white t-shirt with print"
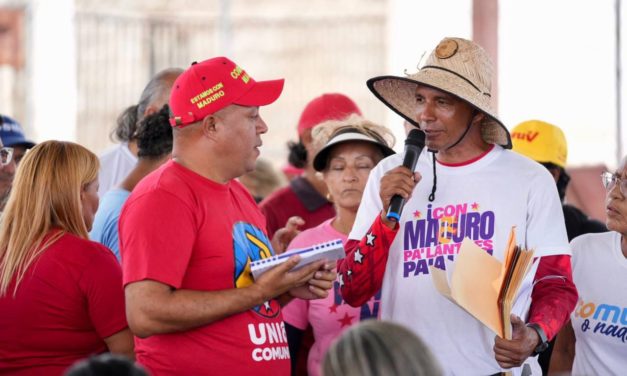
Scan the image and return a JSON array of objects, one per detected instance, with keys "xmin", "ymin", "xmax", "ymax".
[
  {"xmin": 570, "ymin": 231, "xmax": 627, "ymax": 376},
  {"xmin": 349, "ymin": 145, "xmax": 569, "ymax": 375}
]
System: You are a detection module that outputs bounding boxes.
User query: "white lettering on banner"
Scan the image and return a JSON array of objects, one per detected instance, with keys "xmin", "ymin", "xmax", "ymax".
[
  {"xmin": 252, "ymin": 346, "xmax": 290, "ymax": 362},
  {"xmin": 248, "ymin": 322, "xmax": 288, "ymax": 345}
]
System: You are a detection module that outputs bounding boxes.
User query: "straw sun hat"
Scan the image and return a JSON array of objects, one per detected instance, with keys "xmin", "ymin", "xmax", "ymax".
[
  {"xmin": 312, "ymin": 116, "xmax": 396, "ymax": 172},
  {"xmin": 367, "ymin": 37, "xmax": 512, "ymax": 149}
]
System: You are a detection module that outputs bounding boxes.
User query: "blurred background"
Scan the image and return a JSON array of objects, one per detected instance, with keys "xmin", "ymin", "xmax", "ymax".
[{"xmin": 0, "ymin": 0, "xmax": 621, "ymax": 221}]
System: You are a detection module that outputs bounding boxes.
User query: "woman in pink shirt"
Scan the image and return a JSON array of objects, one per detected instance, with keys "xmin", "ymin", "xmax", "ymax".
[{"xmin": 282, "ymin": 115, "xmax": 395, "ymax": 376}]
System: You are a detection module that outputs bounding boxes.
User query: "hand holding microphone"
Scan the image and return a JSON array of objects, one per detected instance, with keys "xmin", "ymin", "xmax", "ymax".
[{"xmin": 383, "ymin": 129, "xmax": 426, "ymax": 222}]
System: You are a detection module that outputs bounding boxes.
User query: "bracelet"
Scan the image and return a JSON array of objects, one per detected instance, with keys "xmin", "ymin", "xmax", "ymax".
[{"xmin": 526, "ymin": 322, "xmax": 549, "ymax": 355}]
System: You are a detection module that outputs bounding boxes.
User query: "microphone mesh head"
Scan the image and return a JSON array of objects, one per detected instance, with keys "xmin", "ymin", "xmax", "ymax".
[{"xmin": 405, "ymin": 129, "xmax": 426, "ymax": 148}]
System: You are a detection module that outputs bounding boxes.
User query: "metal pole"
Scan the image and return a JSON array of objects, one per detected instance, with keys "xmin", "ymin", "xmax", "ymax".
[{"xmin": 617, "ymin": 0, "xmax": 623, "ymax": 163}]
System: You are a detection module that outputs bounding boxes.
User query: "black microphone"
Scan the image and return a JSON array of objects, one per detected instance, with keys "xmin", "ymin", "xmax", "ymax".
[{"xmin": 386, "ymin": 129, "xmax": 426, "ymax": 222}]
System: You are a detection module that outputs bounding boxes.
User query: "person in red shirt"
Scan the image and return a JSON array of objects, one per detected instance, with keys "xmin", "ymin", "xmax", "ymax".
[
  {"xmin": 119, "ymin": 57, "xmax": 336, "ymax": 376},
  {"xmin": 0, "ymin": 141, "xmax": 132, "ymax": 376}
]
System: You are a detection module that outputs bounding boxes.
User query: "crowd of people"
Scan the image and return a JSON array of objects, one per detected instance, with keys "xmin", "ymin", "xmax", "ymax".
[{"xmin": 0, "ymin": 36, "xmax": 624, "ymax": 376}]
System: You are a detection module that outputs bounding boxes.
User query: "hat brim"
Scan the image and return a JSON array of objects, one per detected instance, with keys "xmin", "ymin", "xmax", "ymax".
[
  {"xmin": 367, "ymin": 73, "xmax": 512, "ymax": 149},
  {"xmin": 234, "ymin": 79, "xmax": 285, "ymax": 107},
  {"xmin": 4, "ymin": 140, "xmax": 35, "ymax": 149},
  {"xmin": 313, "ymin": 132, "xmax": 396, "ymax": 171}
]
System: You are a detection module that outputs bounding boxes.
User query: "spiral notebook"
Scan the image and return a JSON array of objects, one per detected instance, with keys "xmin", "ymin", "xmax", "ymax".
[{"xmin": 250, "ymin": 239, "xmax": 345, "ymax": 280}]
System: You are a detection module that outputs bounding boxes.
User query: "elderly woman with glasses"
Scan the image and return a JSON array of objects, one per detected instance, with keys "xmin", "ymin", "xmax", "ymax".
[
  {"xmin": 0, "ymin": 141, "xmax": 132, "ymax": 375},
  {"xmin": 281, "ymin": 115, "xmax": 395, "ymax": 376},
  {"xmin": 549, "ymin": 161, "xmax": 627, "ymax": 375}
]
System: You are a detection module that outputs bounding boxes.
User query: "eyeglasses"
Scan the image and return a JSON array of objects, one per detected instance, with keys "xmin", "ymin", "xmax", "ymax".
[
  {"xmin": 0, "ymin": 147, "xmax": 13, "ymax": 166},
  {"xmin": 601, "ymin": 171, "xmax": 627, "ymax": 195}
]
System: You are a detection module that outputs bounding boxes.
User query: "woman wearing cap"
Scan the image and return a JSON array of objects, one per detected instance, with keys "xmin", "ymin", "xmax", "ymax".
[
  {"xmin": 549, "ymin": 157, "xmax": 627, "ymax": 375},
  {"xmin": 282, "ymin": 115, "xmax": 395, "ymax": 376},
  {"xmin": 259, "ymin": 93, "xmax": 362, "ymax": 241},
  {"xmin": 0, "ymin": 141, "xmax": 132, "ymax": 375}
]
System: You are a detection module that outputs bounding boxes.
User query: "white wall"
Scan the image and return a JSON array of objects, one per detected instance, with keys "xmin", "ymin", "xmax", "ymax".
[
  {"xmin": 29, "ymin": 0, "xmax": 77, "ymax": 142},
  {"xmin": 388, "ymin": 0, "xmax": 622, "ymax": 169},
  {"xmin": 500, "ymin": 0, "xmax": 617, "ymax": 168},
  {"xmin": 7, "ymin": 0, "xmax": 626, "ymax": 168},
  {"xmin": 387, "ymin": 0, "xmax": 472, "ymax": 150}
]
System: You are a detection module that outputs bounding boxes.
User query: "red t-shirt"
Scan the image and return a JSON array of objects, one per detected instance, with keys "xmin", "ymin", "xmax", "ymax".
[
  {"xmin": 0, "ymin": 232, "xmax": 127, "ymax": 376},
  {"xmin": 260, "ymin": 177, "xmax": 335, "ymax": 239},
  {"xmin": 120, "ymin": 160, "xmax": 290, "ymax": 376}
]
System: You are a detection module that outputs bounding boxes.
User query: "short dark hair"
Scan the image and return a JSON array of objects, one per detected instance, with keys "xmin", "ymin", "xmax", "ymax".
[
  {"xmin": 287, "ymin": 140, "xmax": 307, "ymax": 168},
  {"xmin": 135, "ymin": 104, "xmax": 173, "ymax": 160}
]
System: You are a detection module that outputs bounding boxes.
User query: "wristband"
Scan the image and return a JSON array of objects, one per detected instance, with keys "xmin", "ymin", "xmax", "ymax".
[{"xmin": 526, "ymin": 322, "xmax": 549, "ymax": 356}]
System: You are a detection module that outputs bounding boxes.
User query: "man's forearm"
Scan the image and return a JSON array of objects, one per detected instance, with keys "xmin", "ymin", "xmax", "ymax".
[
  {"xmin": 125, "ymin": 257, "xmax": 329, "ymax": 338},
  {"xmin": 126, "ymin": 280, "xmax": 267, "ymax": 338}
]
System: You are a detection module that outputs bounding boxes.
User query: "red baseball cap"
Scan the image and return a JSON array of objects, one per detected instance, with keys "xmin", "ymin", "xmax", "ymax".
[
  {"xmin": 297, "ymin": 93, "xmax": 362, "ymax": 136},
  {"xmin": 169, "ymin": 57, "xmax": 285, "ymax": 127}
]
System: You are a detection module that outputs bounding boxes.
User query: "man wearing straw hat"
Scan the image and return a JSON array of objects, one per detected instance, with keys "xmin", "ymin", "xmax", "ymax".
[{"xmin": 338, "ymin": 37, "xmax": 578, "ymax": 375}]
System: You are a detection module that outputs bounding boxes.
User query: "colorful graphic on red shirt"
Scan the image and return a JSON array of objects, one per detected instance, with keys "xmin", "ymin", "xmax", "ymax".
[
  {"xmin": 233, "ymin": 222, "xmax": 280, "ymax": 318},
  {"xmin": 402, "ymin": 202, "xmax": 495, "ymax": 277}
]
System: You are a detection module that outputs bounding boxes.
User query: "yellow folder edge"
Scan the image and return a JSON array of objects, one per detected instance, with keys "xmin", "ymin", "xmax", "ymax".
[{"xmin": 429, "ymin": 227, "xmax": 534, "ymax": 340}]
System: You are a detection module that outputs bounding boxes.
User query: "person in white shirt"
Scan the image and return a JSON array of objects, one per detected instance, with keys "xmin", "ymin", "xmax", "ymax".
[
  {"xmin": 98, "ymin": 68, "xmax": 182, "ymax": 197},
  {"xmin": 339, "ymin": 37, "xmax": 578, "ymax": 375},
  {"xmin": 550, "ymin": 158, "xmax": 627, "ymax": 376}
]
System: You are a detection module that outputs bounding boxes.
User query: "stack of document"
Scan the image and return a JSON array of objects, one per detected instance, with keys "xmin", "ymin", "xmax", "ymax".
[
  {"xmin": 430, "ymin": 227, "xmax": 535, "ymax": 339},
  {"xmin": 251, "ymin": 239, "xmax": 345, "ymax": 280}
]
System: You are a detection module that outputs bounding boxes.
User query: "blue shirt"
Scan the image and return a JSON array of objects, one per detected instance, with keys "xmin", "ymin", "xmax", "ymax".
[{"xmin": 89, "ymin": 188, "xmax": 131, "ymax": 261}]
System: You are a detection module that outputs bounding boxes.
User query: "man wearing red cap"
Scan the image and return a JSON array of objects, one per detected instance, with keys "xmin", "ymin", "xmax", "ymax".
[
  {"xmin": 119, "ymin": 58, "xmax": 335, "ymax": 376},
  {"xmin": 260, "ymin": 93, "xmax": 362, "ymax": 240}
]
